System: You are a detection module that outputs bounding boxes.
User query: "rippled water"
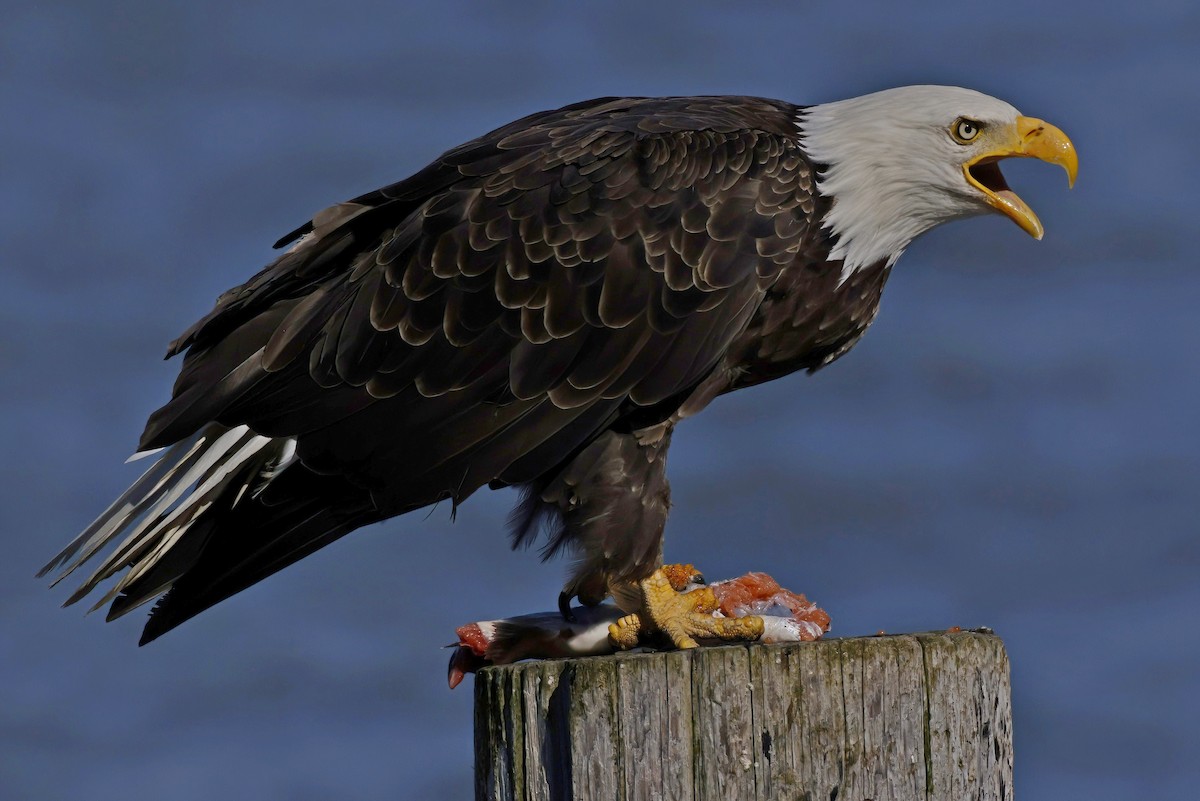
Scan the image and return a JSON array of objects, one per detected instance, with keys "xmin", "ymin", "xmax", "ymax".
[{"xmin": 3, "ymin": 2, "xmax": 1197, "ymax": 799}]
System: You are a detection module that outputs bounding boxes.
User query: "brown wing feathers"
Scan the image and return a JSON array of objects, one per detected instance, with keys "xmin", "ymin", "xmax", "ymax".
[{"xmin": 144, "ymin": 95, "xmax": 813, "ymax": 453}]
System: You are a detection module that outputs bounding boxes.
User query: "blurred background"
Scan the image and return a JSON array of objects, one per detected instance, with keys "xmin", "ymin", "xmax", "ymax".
[{"xmin": 2, "ymin": 1, "xmax": 1197, "ymax": 798}]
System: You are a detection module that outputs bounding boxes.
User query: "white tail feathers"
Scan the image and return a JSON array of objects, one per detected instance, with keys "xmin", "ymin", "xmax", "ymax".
[
  {"xmin": 125, "ymin": 447, "xmax": 166, "ymax": 464},
  {"xmin": 40, "ymin": 424, "xmax": 295, "ymax": 618}
]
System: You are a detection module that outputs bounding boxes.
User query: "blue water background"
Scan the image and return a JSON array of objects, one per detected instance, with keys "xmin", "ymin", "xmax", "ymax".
[{"xmin": 2, "ymin": 2, "xmax": 1198, "ymax": 798}]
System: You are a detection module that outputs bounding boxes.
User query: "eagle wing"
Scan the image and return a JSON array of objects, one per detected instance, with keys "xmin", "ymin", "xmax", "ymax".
[{"xmin": 143, "ymin": 97, "xmax": 820, "ymax": 512}]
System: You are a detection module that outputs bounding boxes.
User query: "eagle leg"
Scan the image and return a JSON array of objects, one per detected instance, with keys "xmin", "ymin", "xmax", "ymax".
[{"xmin": 608, "ymin": 566, "xmax": 765, "ymax": 650}]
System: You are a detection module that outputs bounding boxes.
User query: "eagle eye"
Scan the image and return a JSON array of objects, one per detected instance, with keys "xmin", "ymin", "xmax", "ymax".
[{"xmin": 952, "ymin": 118, "xmax": 983, "ymax": 144}]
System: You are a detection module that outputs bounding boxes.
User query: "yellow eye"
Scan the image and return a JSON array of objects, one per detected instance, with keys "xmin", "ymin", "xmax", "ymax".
[{"xmin": 953, "ymin": 118, "xmax": 982, "ymax": 143}]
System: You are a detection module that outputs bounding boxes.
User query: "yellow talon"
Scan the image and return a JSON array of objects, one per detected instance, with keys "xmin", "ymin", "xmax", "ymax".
[
  {"xmin": 608, "ymin": 614, "xmax": 643, "ymax": 650},
  {"xmin": 607, "ymin": 565, "xmax": 765, "ymax": 651}
]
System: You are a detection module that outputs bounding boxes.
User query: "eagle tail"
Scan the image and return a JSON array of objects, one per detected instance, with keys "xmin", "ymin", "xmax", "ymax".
[
  {"xmin": 39, "ymin": 424, "xmax": 278, "ymax": 597},
  {"xmin": 40, "ymin": 424, "xmax": 374, "ymax": 643}
]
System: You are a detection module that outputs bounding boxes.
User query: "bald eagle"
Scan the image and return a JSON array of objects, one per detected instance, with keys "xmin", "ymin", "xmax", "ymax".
[{"xmin": 42, "ymin": 86, "xmax": 1076, "ymax": 647}]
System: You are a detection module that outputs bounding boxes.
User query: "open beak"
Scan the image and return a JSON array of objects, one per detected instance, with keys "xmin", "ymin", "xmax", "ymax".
[{"xmin": 964, "ymin": 116, "xmax": 1078, "ymax": 240}]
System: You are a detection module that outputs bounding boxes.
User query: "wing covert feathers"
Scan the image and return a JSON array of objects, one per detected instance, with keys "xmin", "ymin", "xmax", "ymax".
[{"xmin": 139, "ymin": 97, "xmax": 820, "ymax": 463}]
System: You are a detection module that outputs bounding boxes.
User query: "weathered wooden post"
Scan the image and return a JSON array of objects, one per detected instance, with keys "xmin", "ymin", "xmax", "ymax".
[{"xmin": 474, "ymin": 630, "xmax": 1011, "ymax": 801}]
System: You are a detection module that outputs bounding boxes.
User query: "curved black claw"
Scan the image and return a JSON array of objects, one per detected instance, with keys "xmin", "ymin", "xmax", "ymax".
[{"xmin": 558, "ymin": 591, "xmax": 577, "ymax": 622}]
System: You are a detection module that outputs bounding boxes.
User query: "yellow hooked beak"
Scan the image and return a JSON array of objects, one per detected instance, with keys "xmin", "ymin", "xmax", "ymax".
[{"xmin": 963, "ymin": 116, "xmax": 1078, "ymax": 240}]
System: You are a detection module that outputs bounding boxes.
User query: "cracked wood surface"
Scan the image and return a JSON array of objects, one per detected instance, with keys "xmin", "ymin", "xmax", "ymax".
[{"xmin": 474, "ymin": 631, "xmax": 1012, "ymax": 801}]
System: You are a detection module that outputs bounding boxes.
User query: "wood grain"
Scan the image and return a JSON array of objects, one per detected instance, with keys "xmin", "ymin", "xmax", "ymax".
[{"xmin": 474, "ymin": 631, "xmax": 1011, "ymax": 801}]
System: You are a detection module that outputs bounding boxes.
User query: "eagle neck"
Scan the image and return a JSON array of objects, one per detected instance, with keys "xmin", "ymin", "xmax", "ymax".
[{"xmin": 794, "ymin": 104, "xmax": 939, "ymax": 285}]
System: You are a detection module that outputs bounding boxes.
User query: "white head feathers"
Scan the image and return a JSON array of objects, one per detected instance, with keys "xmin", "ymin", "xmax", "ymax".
[{"xmin": 798, "ymin": 85, "xmax": 1022, "ymax": 282}]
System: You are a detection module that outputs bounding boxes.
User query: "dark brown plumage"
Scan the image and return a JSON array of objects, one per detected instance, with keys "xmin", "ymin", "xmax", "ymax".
[{"xmin": 45, "ymin": 96, "xmax": 894, "ymax": 643}]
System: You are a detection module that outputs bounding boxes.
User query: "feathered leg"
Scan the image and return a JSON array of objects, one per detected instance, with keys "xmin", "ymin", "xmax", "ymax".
[
  {"xmin": 513, "ymin": 428, "xmax": 673, "ymax": 609},
  {"xmin": 511, "ymin": 425, "xmax": 763, "ymax": 650}
]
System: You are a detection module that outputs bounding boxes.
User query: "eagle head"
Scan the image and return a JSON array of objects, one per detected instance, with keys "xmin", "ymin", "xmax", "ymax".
[{"xmin": 798, "ymin": 85, "xmax": 1077, "ymax": 277}]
